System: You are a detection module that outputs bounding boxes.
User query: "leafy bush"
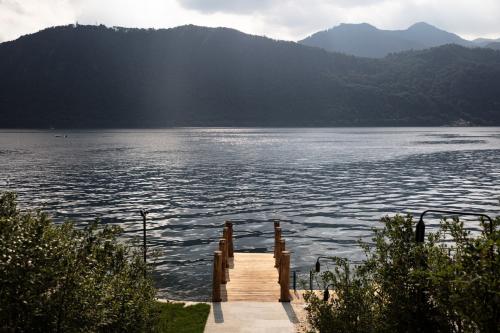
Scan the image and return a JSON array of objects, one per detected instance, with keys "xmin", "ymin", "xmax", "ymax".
[
  {"xmin": 305, "ymin": 214, "xmax": 500, "ymax": 333},
  {"xmin": 0, "ymin": 192, "xmax": 158, "ymax": 332}
]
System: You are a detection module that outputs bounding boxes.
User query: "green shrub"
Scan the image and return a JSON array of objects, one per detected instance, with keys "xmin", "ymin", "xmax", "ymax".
[
  {"xmin": 305, "ymin": 214, "xmax": 500, "ymax": 333},
  {"xmin": 0, "ymin": 192, "xmax": 158, "ymax": 332},
  {"xmin": 305, "ymin": 257, "xmax": 376, "ymax": 333}
]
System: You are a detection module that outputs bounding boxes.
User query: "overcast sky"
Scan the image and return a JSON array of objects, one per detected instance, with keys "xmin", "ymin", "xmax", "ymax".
[{"xmin": 1, "ymin": 0, "xmax": 499, "ymax": 43}]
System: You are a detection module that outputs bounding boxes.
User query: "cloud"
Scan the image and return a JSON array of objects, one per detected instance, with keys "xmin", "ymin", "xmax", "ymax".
[
  {"xmin": 177, "ymin": 0, "xmax": 275, "ymax": 14},
  {"xmin": 0, "ymin": 0, "xmax": 499, "ymax": 43},
  {"xmin": 177, "ymin": 0, "xmax": 387, "ymax": 14},
  {"xmin": 175, "ymin": 0, "xmax": 500, "ymax": 40},
  {"xmin": 0, "ymin": 0, "xmax": 26, "ymax": 15},
  {"xmin": 0, "ymin": 0, "xmax": 75, "ymax": 41},
  {"xmin": 391, "ymin": 0, "xmax": 500, "ymax": 39}
]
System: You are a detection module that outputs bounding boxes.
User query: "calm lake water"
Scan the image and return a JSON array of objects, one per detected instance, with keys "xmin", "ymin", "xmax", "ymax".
[{"xmin": 1, "ymin": 127, "xmax": 499, "ymax": 300}]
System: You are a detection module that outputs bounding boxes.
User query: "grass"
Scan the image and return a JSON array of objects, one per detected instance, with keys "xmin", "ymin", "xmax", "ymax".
[{"xmin": 155, "ymin": 301, "xmax": 211, "ymax": 333}]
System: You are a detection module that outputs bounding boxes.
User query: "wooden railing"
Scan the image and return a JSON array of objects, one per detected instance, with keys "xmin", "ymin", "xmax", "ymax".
[
  {"xmin": 212, "ymin": 221, "xmax": 233, "ymax": 302},
  {"xmin": 212, "ymin": 220, "xmax": 290, "ymax": 302},
  {"xmin": 274, "ymin": 221, "xmax": 290, "ymax": 302},
  {"xmin": 212, "ymin": 251, "xmax": 222, "ymax": 302}
]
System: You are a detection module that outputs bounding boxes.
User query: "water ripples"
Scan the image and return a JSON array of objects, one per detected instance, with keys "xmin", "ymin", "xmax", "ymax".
[{"xmin": 1, "ymin": 127, "xmax": 499, "ymax": 300}]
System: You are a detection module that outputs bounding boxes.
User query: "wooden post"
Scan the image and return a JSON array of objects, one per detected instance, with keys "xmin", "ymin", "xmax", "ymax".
[
  {"xmin": 273, "ymin": 221, "xmax": 280, "ymax": 258},
  {"xmin": 279, "ymin": 252, "xmax": 283, "ymax": 283},
  {"xmin": 223, "ymin": 226, "xmax": 228, "ymax": 240},
  {"xmin": 278, "ymin": 239, "xmax": 285, "ymax": 283},
  {"xmin": 274, "ymin": 227, "xmax": 282, "ymax": 261},
  {"xmin": 212, "ymin": 251, "xmax": 222, "ymax": 302},
  {"xmin": 225, "ymin": 221, "xmax": 234, "ymax": 258},
  {"xmin": 222, "ymin": 227, "xmax": 229, "ymax": 268},
  {"xmin": 219, "ymin": 239, "xmax": 227, "ymax": 284},
  {"xmin": 279, "ymin": 251, "xmax": 291, "ymax": 302},
  {"xmin": 274, "ymin": 233, "xmax": 282, "ymax": 268}
]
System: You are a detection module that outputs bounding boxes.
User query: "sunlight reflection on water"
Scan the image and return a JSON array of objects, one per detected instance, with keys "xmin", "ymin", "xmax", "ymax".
[{"xmin": 1, "ymin": 127, "xmax": 499, "ymax": 299}]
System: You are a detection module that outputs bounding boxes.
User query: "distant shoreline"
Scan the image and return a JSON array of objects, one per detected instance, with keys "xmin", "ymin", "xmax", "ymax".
[{"xmin": 1, "ymin": 125, "xmax": 499, "ymax": 131}]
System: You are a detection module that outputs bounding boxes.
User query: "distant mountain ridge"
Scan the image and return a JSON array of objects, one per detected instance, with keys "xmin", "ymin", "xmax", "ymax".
[
  {"xmin": 473, "ymin": 37, "xmax": 500, "ymax": 47},
  {"xmin": 1, "ymin": 24, "xmax": 500, "ymax": 128},
  {"xmin": 486, "ymin": 42, "xmax": 500, "ymax": 50},
  {"xmin": 300, "ymin": 22, "xmax": 480, "ymax": 58}
]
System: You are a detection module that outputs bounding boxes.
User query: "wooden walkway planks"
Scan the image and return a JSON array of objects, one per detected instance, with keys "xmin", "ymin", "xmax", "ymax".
[
  {"xmin": 212, "ymin": 221, "xmax": 291, "ymax": 302},
  {"xmin": 222, "ymin": 253, "xmax": 280, "ymax": 302}
]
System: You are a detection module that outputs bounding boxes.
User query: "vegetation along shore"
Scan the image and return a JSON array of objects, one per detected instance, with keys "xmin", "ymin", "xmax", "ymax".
[{"xmin": 1, "ymin": 191, "xmax": 498, "ymax": 332}]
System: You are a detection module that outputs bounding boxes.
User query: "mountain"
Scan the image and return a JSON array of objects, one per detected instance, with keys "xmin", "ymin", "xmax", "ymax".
[
  {"xmin": 486, "ymin": 42, "xmax": 500, "ymax": 50},
  {"xmin": 299, "ymin": 23, "xmax": 424, "ymax": 58},
  {"xmin": 402, "ymin": 22, "xmax": 471, "ymax": 47},
  {"xmin": 299, "ymin": 22, "xmax": 472, "ymax": 58},
  {"xmin": 473, "ymin": 37, "xmax": 500, "ymax": 47},
  {"xmin": 1, "ymin": 24, "xmax": 500, "ymax": 128}
]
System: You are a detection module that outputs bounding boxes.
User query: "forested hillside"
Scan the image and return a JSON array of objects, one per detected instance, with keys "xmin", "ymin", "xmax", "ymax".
[{"xmin": 1, "ymin": 25, "xmax": 499, "ymax": 127}]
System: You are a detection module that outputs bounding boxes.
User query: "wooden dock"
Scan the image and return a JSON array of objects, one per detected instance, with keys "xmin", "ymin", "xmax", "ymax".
[
  {"xmin": 223, "ymin": 253, "xmax": 279, "ymax": 301},
  {"xmin": 212, "ymin": 221, "xmax": 291, "ymax": 302}
]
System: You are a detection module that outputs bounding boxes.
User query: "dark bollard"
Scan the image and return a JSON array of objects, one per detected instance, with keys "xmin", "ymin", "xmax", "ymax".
[
  {"xmin": 415, "ymin": 218, "xmax": 425, "ymax": 243},
  {"xmin": 323, "ymin": 284, "xmax": 334, "ymax": 302},
  {"xmin": 309, "ymin": 270, "xmax": 313, "ymax": 291},
  {"xmin": 139, "ymin": 209, "xmax": 148, "ymax": 264}
]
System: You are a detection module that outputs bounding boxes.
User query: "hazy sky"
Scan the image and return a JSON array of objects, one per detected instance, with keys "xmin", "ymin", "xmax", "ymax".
[{"xmin": 1, "ymin": 0, "xmax": 499, "ymax": 42}]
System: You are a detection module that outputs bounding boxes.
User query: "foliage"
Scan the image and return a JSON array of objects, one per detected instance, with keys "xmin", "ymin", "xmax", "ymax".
[
  {"xmin": 1, "ymin": 24, "xmax": 500, "ymax": 128},
  {"xmin": 304, "ymin": 214, "xmax": 500, "ymax": 333},
  {"xmin": 0, "ymin": 192, "xmax": 158, "ymax": 332},
  {"xmin": 305, "ymin": 258, "xmax": 376, "ymax": 333},
  {"xmin": 154, "ymin": 302, "xmax": 210, "ymax": 333}
]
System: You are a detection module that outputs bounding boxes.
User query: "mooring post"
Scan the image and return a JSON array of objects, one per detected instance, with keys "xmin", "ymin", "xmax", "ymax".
[
  {"xmin": 212, "ymin": 251, "xmax": 222, "ymax": 302},
  {"xmin": 219, "ymin": 239, "xmax": 227, "ymax": 284},
  {"xmin": 222, "ymin": 227, "xmax": 229, "ymax": 268},
  {"xmin": 273, "ymin": 224, "xmax": 281, "ymax": 258},
  {"xmin": 274, "ymin": 233, "xmax": 282, "ymax": 268},
  {"xmin": 278, "ymin": 239, "xmax": 286, "ymax": 282},
  {"xmin": 279, "ymin": 251, "xmax": 291, "ymax": 302},
  {"xmin": 225, "ymin": 221, "xmax": 234, "ymax": 258},
  {"xmin": 274, "ymin": 227, "xmax": 282, "ymax": 265}
]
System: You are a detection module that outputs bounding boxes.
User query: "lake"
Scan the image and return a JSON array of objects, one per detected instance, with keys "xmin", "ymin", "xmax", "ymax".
[{"xmin": 1, "ymin": 127, "xmax": 499, "ymax": 300}]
